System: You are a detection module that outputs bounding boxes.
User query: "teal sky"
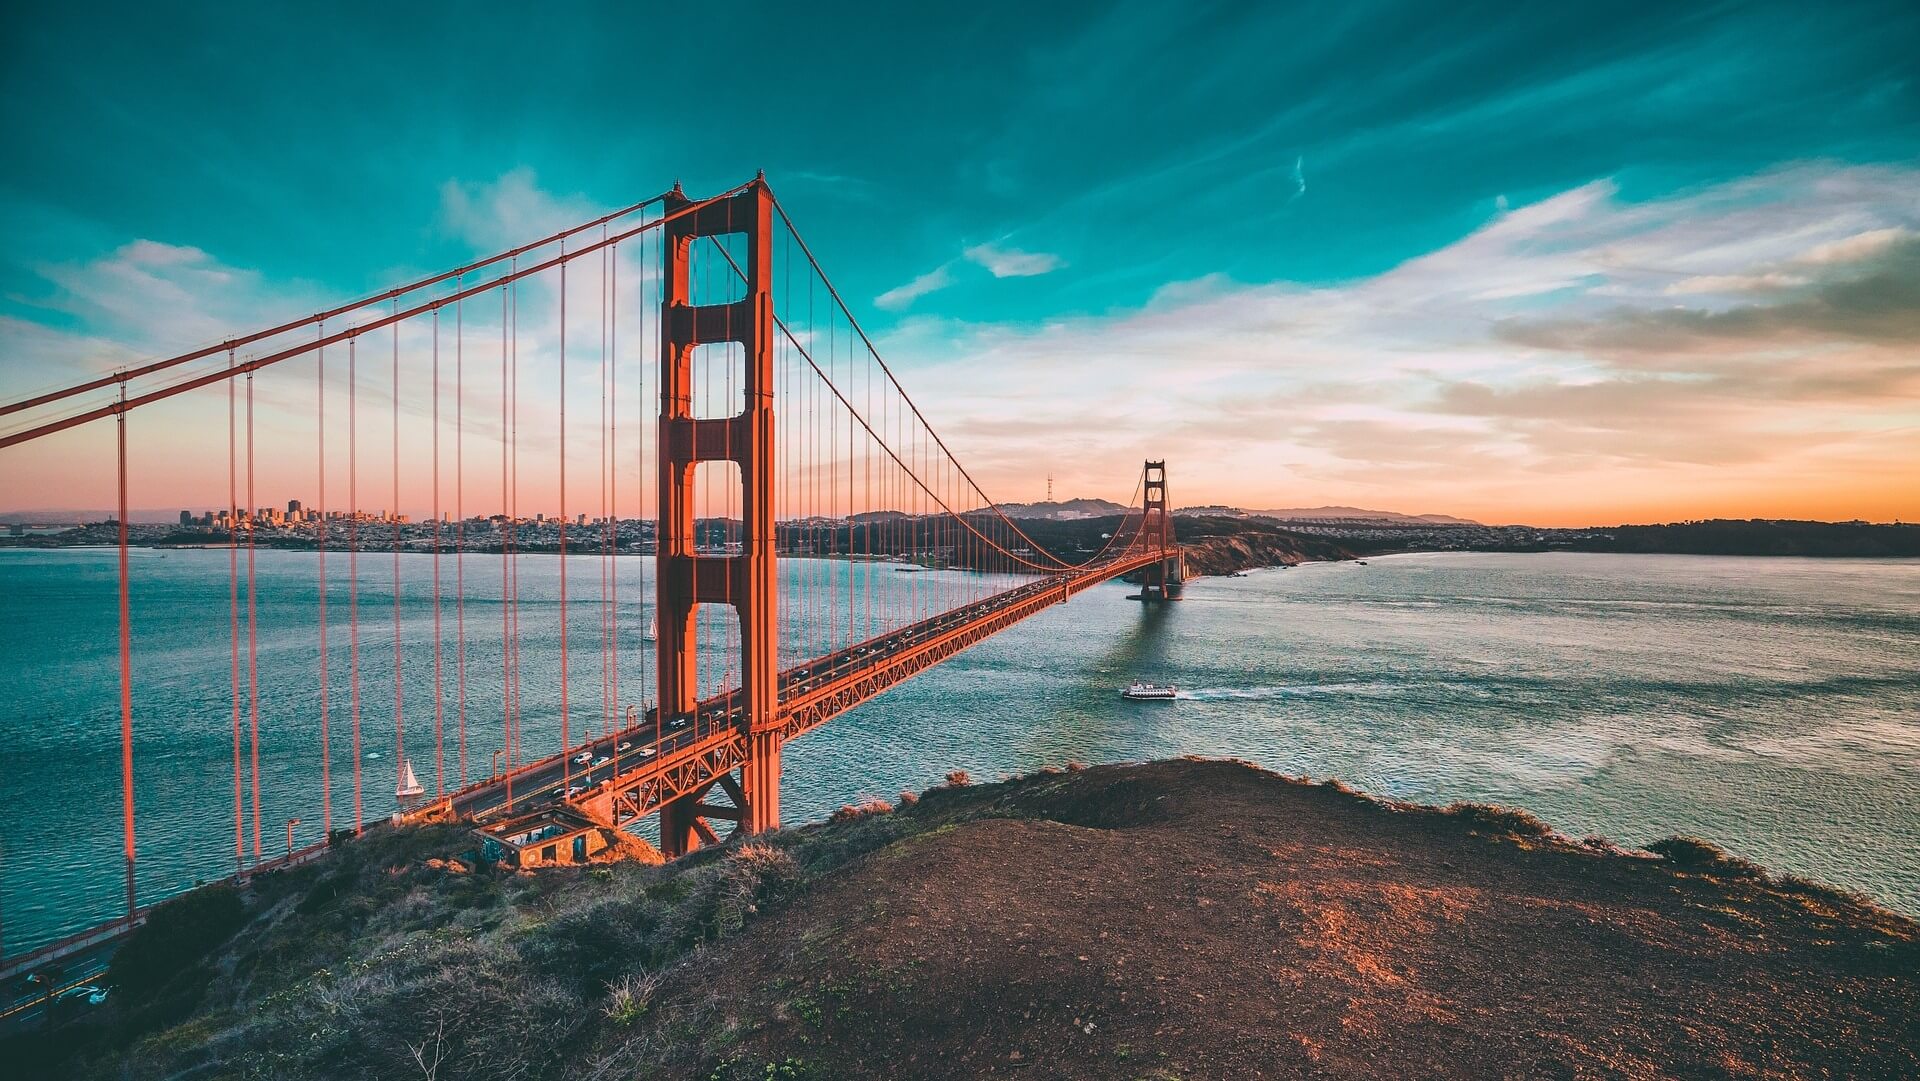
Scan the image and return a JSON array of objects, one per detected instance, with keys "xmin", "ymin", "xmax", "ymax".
[{"xmin": 4, "ymin": 1, "xmax": 1919, "ymax": 523}]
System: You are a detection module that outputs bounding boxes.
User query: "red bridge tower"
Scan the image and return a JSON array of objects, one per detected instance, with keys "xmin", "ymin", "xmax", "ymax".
[
  {"xmin": 1137, "ymin": 459, "xmax": 1184, "ymax": 601},
  {"xmin": 655, "ymin": 178, "xmax": 780, "ymax": 855}
]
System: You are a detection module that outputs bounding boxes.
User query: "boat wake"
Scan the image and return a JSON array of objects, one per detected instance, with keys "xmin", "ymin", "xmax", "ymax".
[{"xmin": 1180, "ymin": 680, "xmax": 1411, "ymax": 701}]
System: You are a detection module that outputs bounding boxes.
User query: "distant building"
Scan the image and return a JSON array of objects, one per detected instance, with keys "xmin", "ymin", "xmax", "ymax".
[
  {"xmin": 287, "ymin": 499, "xmax": 302, "ymax": 516},
  {"xmin": 180, "ymin": 510, "xmax": 193, "ymax": 526}
]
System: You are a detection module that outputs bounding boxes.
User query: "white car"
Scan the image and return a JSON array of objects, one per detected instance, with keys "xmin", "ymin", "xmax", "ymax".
[
  {"xmin": 571, "ymin": 751, "xmax": 593, "ymax": 765},
  {"xmin": 616, "ymin": 741, "xmax": 633, "ymax": 752},
  {"xmin": 635, "ymin": 746, "xmax": 656, "ymax": 758},
  {"xmin": 565, "ymin": 784, "xmax": 587, "ymax": 798}
]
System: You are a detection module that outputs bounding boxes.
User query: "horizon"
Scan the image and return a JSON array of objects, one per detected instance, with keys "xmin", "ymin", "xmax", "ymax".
[
  {"xmin": 4, "ymin": 2, "xmax": 1919, "ymax": 526},
  {"xmin": 1, "ymin": 494, "xmax": 1911, "ymax": 532}
]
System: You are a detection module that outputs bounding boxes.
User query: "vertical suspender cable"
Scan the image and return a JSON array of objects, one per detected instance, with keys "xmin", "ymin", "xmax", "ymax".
[
  {"xmin": 559, "ymin": 243, "xmax": 570, "ymax": 778},
  {"xmin": 432, "ymin": 307, "xmax": 444, "ymax": 795},
  {"xmin": 349, "ymin": 336, "xmax": 362, "ymax": 833},
  {"xmin": 609, "ymin": 238, "xmax": 619, "ymax": 731},
  {"xmin": 392, "ymin": 305, "xmax": 404, "ymax": 795},
  {"xmin": 227, "ymin": 352, "xmax": 243, "ymax": 868},
  {"xmin": 499, "ymin": 282, "xmax": 511, "ymax": 800},
  {"xmin": 317, "ymin": 326, "xmax": 330, "ymax": 835},
  {"xmin": 456, "ymin": 279, "xmax": 467, "ymax": 786},
  {"xmin": 116, "ymin": 379, "xmax": 135, "ymax": 923},
  {"xmin": 601, "ymin": 233, "xmax": 610, "ymax": 736},
  {"xmin": 246, "ymin": 368, "xmax": 261, "ymax": 859},
  {"xmin": 510, "ymin": 266, "xmax": 521, "ymax": 770}
]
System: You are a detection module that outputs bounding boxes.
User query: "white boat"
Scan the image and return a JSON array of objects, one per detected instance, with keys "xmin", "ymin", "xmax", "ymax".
[
  {"xmin": 1121, "ymin": 680, "xmax": 1178, "ymax": 701},
  {"xmin": 641, "ymin": 615, "xmax": 657, "ymax": 642},
  {"xmin": 396, "ymin": 758, "xmax": 424, "ymax": 799}
]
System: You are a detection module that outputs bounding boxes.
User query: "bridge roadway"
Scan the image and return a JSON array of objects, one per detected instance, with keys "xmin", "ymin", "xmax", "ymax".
[{"xmin": 430, "ymin": 548, "xmax": 1168, "ymax": 828}]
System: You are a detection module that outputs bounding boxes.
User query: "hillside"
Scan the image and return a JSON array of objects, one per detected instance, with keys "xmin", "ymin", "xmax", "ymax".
[
  {"xmin": 22, "ymin": 760, "xmax": 1915, "ymax": 1080},
  {"xmin": 1168, "ymin": 514, "xmax": 1356, "ymax": 574},
  {"xmin": 1012, "ymin": 514, "xmax": 1355, "ymax": 576},
  {"xmin": 1183, "ymin": 505, "xmax": 1481, "ymax": 526}
]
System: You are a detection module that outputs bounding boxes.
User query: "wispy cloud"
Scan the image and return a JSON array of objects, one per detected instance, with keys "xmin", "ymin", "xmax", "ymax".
[
  {"xmin": 875, "ymin": 264, "xmax": 954, "ymax": 311},
  {"xmin": 962, "ymin": 242, "xmax": 1064, "ymax": 278},
  {"xmin": 875, "ymin": 241, "xmax": 1065, "ymax": 311}
]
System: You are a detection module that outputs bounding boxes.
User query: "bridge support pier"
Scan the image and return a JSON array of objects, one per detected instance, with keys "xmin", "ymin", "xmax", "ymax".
[{"xmin": 656, "ymin": 177, "xmax": 782, "ymax": 858}]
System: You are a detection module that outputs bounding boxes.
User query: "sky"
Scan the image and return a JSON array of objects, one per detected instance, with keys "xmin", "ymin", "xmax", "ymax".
[{"xmin": 2, "ymin": 1, "xmax": 1918, "ymax": 526}]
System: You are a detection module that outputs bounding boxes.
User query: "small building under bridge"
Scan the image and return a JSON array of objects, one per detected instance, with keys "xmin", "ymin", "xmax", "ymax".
[{"xmin": 475, "ymin": 806, "xmax": 662, "ymax": 869}]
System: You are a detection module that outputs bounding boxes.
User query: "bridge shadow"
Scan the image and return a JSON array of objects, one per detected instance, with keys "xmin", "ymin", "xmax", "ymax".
[{"xmin": 1094, "ymin": 599, "xmax": 1178, "ymax": 680}]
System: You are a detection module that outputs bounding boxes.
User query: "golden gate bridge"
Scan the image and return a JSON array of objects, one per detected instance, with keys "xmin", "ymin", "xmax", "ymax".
[{"xmin": 0, "ymin": 176, "xmax": 1181, "ymax": 971}]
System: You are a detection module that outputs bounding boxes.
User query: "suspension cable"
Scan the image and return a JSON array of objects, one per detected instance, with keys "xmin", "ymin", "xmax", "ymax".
[{"xmin": 0, "ymin": 192, "xmax": 677, "ymax": 420}]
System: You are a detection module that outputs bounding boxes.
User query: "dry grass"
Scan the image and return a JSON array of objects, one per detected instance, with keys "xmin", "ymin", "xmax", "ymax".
[
  {"xmin": 30, "ymin": 759, "xmax": 1915, "ymax": 1081},
  {"xmin": 830, "ymin": 797, "xmax": 894, "ymax": 823}
]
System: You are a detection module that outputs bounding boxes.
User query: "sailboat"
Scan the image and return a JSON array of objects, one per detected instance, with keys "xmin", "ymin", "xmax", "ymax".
[
  {"xmin": 641, "ymin": 614, "xmax": 657, "ymax": 642},
  {"xmin": 396, "ymin": 758, "xmax": 424, "ymax": 800}
]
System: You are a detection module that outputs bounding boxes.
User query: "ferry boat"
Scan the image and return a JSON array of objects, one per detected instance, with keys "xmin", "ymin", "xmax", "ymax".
[
  {"xmin": 1121, "ymin": 680, "xmax": 1178, "ymax": 701},
  {"xmin": 395, "ymin": 759, "xmax": 424, "ymax": 800}
]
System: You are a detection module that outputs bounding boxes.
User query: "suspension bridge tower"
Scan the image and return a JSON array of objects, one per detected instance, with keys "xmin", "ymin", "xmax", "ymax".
[
  {"xmin": 1137, "ymin": 459, "xmax": 1184, "ymax": 601},
  {"xmin": 655, "ymin": 177, "xmax": 781, "ymax": 855}
]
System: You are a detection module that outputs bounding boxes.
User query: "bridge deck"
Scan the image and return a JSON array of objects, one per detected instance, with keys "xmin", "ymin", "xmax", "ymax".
[{"xmin": 417, "ymin": 549, "xmax": 1167, "ymax": 831}]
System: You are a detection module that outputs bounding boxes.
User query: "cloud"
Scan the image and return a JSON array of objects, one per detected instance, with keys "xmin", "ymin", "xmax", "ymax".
[
  {"xmin": 874, "ymin": 264, "xmax": 954, "ymax": 310},
  {"xmin": 1663, "ymin": 272, "xmax": 1807, "ymax": 295},
  {"xmin": 437, "ymin": 168, "xmax": 599, "ymax": 251},
  {"xmin": 876, "ymin": 162, "xmax": 1920, "ymax": 522},
  {"xmin": 1498, "ymin": 233, "xmax": 1920, "ymax": 353},
  {"xmin": 1799, "ymin": 226, "xmax": 1910, "ymax": 265},
  {"xmin": 962, "ymin": 242, "xmax": 1064, "ymax": 278}
]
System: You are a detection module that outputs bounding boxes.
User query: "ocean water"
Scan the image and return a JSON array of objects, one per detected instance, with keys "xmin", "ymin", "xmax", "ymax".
[{"xmin": 2, "ymin": 549, "xmax": 1916, "ymax": 953}]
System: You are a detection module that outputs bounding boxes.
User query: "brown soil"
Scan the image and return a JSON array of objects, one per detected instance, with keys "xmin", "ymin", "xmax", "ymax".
[{"xmin": 650, "ymin": 759, "xmax": 1917, "ymax": 1080}]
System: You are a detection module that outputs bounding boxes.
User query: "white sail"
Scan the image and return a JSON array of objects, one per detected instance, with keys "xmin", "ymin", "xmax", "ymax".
[{"xmin": 396, "ymin": 758, "xmax": 424, "ymax": 798}]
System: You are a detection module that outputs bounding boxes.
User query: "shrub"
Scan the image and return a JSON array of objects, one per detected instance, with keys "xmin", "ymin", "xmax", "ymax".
[
  {"xmin": 671, "ymin": 842, "xmax": 803, "ymax": 945},
  {"xmin": 944, "ymin": 769, "xmax": 973, "ymax": 787},
  {"xmin": 1647, "ymin": 835, "xmax": 1764, "ymax": 877},
  {"xmin": 896, "ymin": 789, "xmax": 919, "ymax": 807},
  {"xmin": 604, "ymin": 970, "xmax": 661, "ymax": 1027},
  {"xmin": 1443, "ymin": 802, "xmax": 1554, "ymax": 839},
  {"xmin": 830, "ymin": 797, "xmax": 893, "ymax": 823}
]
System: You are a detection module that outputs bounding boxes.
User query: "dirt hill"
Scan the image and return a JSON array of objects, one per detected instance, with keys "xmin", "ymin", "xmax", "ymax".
[{"xmin": 29, "ymin": 759, "xmax": 1916, "ymax": 1080}]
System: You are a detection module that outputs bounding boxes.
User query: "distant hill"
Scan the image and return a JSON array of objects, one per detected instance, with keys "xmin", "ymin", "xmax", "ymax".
[
  {"xmin": 995, "ymin": 497, "xmax": 1130, "ymax": 520},
  {"xmin": 1179, "ymin": 504, "xmax": 1482, "ymax": 526}
]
